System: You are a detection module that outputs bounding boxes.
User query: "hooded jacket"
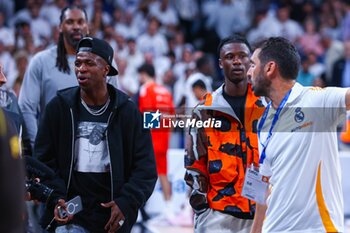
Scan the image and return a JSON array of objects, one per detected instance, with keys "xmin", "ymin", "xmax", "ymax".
[
  {"xmin": 185, "ymin": 84, "xmax": 264, "ymax": 219},
  {"xmin": 34, "ymin": 84, "xmax": 157, "ymax": 232}
]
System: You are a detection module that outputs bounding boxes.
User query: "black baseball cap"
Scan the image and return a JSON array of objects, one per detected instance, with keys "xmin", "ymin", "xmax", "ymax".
[{"xmin": 76, "ymin": 37, "xmax": 118, "ymax": 76}]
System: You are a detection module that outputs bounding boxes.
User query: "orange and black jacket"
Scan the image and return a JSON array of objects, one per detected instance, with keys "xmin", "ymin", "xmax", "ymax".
[{"xmin": 184, "ymin": 84, "xmax": 265, "ymax": 219}]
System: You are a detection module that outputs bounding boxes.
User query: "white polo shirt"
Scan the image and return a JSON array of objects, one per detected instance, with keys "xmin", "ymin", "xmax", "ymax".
[{"xmin": 259, "ymin": 82, "xmax": 347, "ymax": 233}]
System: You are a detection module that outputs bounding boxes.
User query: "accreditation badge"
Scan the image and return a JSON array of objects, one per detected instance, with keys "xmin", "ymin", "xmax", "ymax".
[{"xmin": 241, "ymin": 165, "xmax": 269, "ymax": 204}]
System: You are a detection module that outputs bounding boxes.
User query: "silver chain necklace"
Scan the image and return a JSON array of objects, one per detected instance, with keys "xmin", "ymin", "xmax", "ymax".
[{"xmin": 81, "ymin": 97, "xmax": 110, "ymax": 116}]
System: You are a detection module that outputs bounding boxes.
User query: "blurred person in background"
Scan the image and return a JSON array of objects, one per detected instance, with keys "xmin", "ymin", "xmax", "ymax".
[
  {"xmin": 137, "ymin": 16, "xmax": 169, "ymax": 58},
  {"xmin": 192, "ymin": 79, "xmax": 207, "ymax": 101},
  {"xmin": 0, "ymin": 62, "xmax": 31, "ymax": 156},
  {"xmin": 341, "ymin": 0, "xmax": 350, "ymax": 41},
  {"xmin": 0, "ymin": 107, "xmax": 26, "ymax": 233},
  {"xmin": 331, "ymin": 40, "xmax": 350, "ymax": 87},
  {"xmin": 275, "ymin": 3, "xmax": 304, "ymax": 43},
  {"xmin": 18, "ymin": 5, "xmax": 90, "ymax": 148},
  {"xmin": 0, "ymin": 10, "xmax": 15, "ymax": 53},
  {"xmin": 184, "ymin": 54, "xmax": 214, "ymax": 111},
  {"xmin": 0, "ymin": 60, "xmax": 31, "ymax": 232},
  {"xmin": 138, "ymin": 63, "xmax": 176, "ymax": 225},
  {"xmin": 320, "ymin": 30, "xmax": 344, "ymax": 84},
  {"xmin": 12, "ymin": 50, "xmax": 29, "ymax": 97},
  {"xmin": 296, "ymin": 55, "xmax": 317, "ymax": 86},
  {"xmin": 0, "ymin": 37, "xmax": 17, "ymax": 89}
]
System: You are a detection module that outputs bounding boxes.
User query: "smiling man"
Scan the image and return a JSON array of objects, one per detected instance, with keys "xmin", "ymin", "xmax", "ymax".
[
  {"xmin": 184, "ymin": 34, "xmax": 264, "ymax": 233},
  {"xmin": 34, "ymin": 37, "xmax": 157, "ymax": 233}
]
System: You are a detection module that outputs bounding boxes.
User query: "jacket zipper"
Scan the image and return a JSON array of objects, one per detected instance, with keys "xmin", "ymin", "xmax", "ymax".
[
  {"xmin": 106, "ymin": 111, "xmax": 114, "ymax": 201},
  {"xmin": 66, "ymin": 108, "xmax": 75, "ymax": 192}
]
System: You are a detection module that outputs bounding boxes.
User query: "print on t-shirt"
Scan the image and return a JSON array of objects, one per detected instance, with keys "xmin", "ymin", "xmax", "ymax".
[{"xmin": 74, "ymin": 121, "xmax": 110, "ymax": 173}]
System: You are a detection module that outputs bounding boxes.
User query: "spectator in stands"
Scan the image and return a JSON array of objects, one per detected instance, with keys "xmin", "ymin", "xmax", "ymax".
[
  {"xmin": 14, "ymin": 20, "xmax": 37, "ymax": 55},
  {"xmin": 12, "ymin": 50, "xmax": 29, "ymax": 97},
  {"xmin": 0, "ymin": 11, "xmax": 15, "ymax": 53},
  {"xmin": 0, "ymin": 38, "xmax": 17, "ymax": 88},
  {"xmin": 125, "ymin": 37, "xmax": 144, "ymax": 79},
  {"xmin": 0, "ymin": 62, "xmax": 31, "ymax": 155},
  {"xmin": 27, "ymin": 2, "xmax": 51, "ymax": 50},
  {"xmin": 297, "ymin": 55, "xmax": 317, "ymax": 86},
  {"xmin": 172, "ymin": 0, "xmax": 199, "ymax": 43},
  {"xmin": 184, "ymin": 34, "xmax": 264, "ymax": 233},
  {"xmin": 247, "ymin": 6, "xmax": 276, "ymax": 43},
  {"xmin": 341, "ymin": 0, "xmax": 350, "ymax": 41},
  {"xmin": 18, "ymin": 5, "xmax": 90, "ymax": 148},
  {"xmin": 298, "ymin": 17, "xmax": 324, "ymax": 57},
  {"xmin": 184, "ymin": 54, "xmax": 214, "ymax": 110},
  {"xmin": 192, "ymin": 79, "xmax": 207, "ymax": 101},
  {"xmin": 137, "ymin": 16, "xmax": 169, "ymax": 58},
  {"xmin": 331, "ymin": 40, "xmax": 350, "ymax": 87},
  {"xmin": 149, "ymin": 0, "xmax": 179, "ymax": 34},
  {"xmin": 116, "ymin": 58, "xmax": 138, "ymax": 96},
  {"xmin": 275, "ymin": 3, "xmax": 304, "ymax": 43},
  {"xmin": 173, "ymin": 43, "xmax": 196, "ymax": 87},
  {"xmin": 40, "ymin": 0, "xmax": 67, "ymax": 28},
  {"xmin": 320, "ymin": 29, "xmax": 344, "ymax": 84},
  {"xmin": 205, "ymin": 0, "xmax": 252, "ymax": 39}
]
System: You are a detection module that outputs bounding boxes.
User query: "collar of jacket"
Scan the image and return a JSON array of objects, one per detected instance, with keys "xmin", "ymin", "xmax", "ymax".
[{"xmin": 195, "ymin": 83, "xmax": 259, "ymax": 119}]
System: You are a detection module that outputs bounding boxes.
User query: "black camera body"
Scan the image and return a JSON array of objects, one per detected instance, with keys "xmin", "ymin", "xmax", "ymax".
[
  {"xmin": 25, "ymin": 178, "xmax": 53, "ymax": 203},
  {"xmin": 24, "ymin": 156, "xmax": 55, "ymax": 203}
]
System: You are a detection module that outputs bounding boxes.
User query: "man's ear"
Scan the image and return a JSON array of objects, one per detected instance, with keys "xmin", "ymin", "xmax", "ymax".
[
  {"xmin": 218, "ymin": 59, "xmax": 223, "ymax": 69},
  {"xmin": 265, "ymin": 61, "xmax": 276, "ymax": 78},
  {"xmin": 105, "ymin": 65, "xmax": 110, "ymax": 77}
]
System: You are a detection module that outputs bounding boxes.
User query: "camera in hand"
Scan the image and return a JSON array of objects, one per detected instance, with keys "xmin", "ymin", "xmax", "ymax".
[
  {"xmin": 25, "ymin": 178, "xmax": 53, "ymax": 203},
  {"xmin": 24, "ymin": 156, "xmax": 55, "ymax": 203}
]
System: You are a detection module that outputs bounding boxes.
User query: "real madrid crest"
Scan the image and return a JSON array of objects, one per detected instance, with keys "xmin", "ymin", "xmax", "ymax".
[{"xmin": 294, "ymin": 107, "xmax": 304, "ymax": 123}]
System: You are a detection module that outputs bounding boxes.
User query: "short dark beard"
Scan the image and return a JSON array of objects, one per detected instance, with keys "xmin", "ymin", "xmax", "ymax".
[
  {"xmin": 64, "ymin": 32, "xmax": 83, "ymax": 49},
  {"xmin": 253, "ymin": 73, "xmax": 271, "ymax": 97}
]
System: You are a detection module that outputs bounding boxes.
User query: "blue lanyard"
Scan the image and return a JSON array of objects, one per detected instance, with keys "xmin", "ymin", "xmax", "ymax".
[{"xmin": 258, "ymin": 89, "xmax": 292, "ymax": 164}]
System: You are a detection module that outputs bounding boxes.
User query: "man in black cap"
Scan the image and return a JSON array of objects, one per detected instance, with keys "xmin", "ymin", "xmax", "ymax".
[{"xmin": 34, "ymin": 37, "xmax": 157, "ymax": 233}]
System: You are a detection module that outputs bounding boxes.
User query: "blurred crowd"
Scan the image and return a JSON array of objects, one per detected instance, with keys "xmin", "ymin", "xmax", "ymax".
[{"xmin": 0, "ymin": 0, "xmax": 349, "ymax": 108}]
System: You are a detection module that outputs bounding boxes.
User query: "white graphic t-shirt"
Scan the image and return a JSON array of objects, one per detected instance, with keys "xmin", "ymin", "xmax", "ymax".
[{"xmin": 75, "ymin": 121, "xmax": 110, "ymax": 173}]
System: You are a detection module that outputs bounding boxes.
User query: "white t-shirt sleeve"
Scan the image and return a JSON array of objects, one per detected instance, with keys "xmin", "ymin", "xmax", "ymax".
[{"xmin": 321, "ymin": 87, "xmax": 347, "ymax": 126}]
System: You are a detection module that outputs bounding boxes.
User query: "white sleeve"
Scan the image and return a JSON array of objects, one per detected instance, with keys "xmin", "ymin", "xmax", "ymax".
[{"xmin": 321, "ymin": 87, "xmax": 347, "ymax": 126}]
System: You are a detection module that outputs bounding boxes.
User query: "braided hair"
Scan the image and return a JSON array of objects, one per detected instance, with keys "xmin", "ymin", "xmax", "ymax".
[{"xmin": 56, "ymin": 5, "xmax": 88, "ymax": 74}]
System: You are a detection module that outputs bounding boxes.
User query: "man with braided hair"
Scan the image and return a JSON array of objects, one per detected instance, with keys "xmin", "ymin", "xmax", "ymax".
[{"xmin": 19, "ymin": 5, "xmax": 118, "ymax": 149}]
